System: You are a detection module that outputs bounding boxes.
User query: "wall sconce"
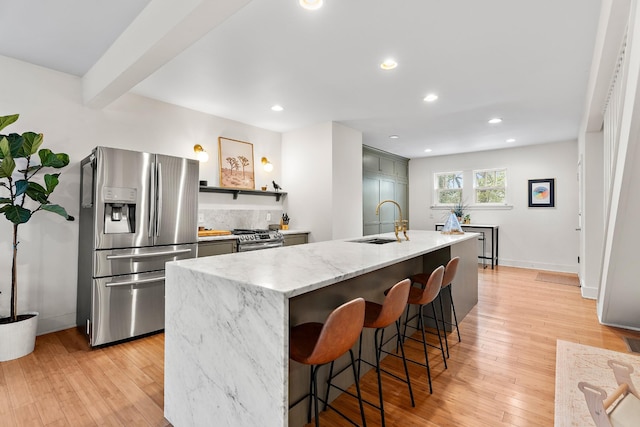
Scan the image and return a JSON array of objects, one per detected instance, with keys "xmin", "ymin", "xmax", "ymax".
[
  {"xmin": 261, "ymin": 157, "xmax": 274, "ymax": 172},
  {"xmin": 194, "ymin": 144, "xmax": 209, "ymax": 162}
]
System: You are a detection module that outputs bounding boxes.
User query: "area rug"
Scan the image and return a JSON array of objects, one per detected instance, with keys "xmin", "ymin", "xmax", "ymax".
[
  {"xmin": 555, "ymin": 340, "xmax": 640, "ymax": 426},
  {"xmin": 536, "ymin": 272, "xmax": 580, "ymax": 287}
]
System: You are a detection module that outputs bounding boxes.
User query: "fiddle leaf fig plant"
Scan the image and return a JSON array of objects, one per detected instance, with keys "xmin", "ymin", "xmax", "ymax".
[{"xmin": 0, "ymin": 114, "xmax": 74, "ymax": 323}]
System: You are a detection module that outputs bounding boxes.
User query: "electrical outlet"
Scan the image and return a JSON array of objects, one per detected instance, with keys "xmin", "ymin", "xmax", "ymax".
[
  {"xmin": 198, "ymin": 213, "xmax": 204, "ymax": 223},
  {"xmin": 266, "ymin": 212, "xmax": 271, "ymax": 221}
]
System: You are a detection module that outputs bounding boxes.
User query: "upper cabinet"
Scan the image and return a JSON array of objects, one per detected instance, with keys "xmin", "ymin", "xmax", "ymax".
[
  {"xmin": 363, "ymin": 148, "xmax": 408, "ymax": 178},
  {"xmin": 363, "ymin": 146, "xmax": 409, "ymax": 236}
]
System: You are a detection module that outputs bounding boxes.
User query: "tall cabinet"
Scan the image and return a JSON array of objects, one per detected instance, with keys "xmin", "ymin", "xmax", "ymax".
[{"xmin": 363, "ymin": 146, "xmax": 409, "ymax": 236}]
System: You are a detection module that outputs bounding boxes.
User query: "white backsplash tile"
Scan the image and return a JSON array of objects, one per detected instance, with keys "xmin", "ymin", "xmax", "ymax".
[{"xmin": 199, "ymin": 209, "xmax": 283, "ymax": 230}]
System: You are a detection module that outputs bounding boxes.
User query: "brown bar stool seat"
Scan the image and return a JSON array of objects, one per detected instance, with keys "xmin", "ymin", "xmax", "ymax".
[
  {"xmin": 290, "ymin": 297, "xmax": 367, "ymax": 427},
  {"xmin": 325, "ymin": 279, "xmax": 415, "ymax": 427},
  {"xmin": 402, "ymin": 265, "xmax": 446, "ymax": 393}
]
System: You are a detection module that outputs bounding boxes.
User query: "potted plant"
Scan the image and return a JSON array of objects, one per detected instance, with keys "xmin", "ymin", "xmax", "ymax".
[
  {"xmin": 453, "ymin": 201, "xmax": 466, "ymax": 222},
  {"xmin": 0, "ymin": 114, "xmax": 73, "ymax": 361}
]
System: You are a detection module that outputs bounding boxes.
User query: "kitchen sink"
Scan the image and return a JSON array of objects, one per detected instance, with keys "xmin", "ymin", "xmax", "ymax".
[{"xmin": 349, "ymin": 237, "xmax": 398, "ymax": 244}]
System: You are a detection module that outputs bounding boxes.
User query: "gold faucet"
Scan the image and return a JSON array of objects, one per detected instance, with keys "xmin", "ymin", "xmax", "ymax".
[{"xmin": 375, "ymin": 199, "xmax": 409, "ymax": 242}]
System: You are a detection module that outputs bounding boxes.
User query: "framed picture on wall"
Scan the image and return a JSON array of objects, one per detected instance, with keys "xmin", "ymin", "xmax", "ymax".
[
  {"xmin": 218, "ymin": 137, "xmax": 255, "ymax": 190},
  {"xmin": 528, "ymin": 178, "xmax": 555, "ymax": 207}
]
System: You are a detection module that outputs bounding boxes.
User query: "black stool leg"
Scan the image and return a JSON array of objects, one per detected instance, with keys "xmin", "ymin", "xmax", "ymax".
[
  {"xmin": 312, "ymin": 365, "xmax": 321, "ymax": 427},
  {"xmin": 395, "ymin": 319, "xmax": 415, "ymax": 406},
  {"xmin": 307, "ymin": 366, "xmax": 314, "ymax": 423},
  {"xmin": 431, "ymin": 301, "xmax": 447, "ymax": 369},
  {"xmin": 349, "ymin": 349, "xmax": 367, "ymax": 427},
  {"xmin": 373, "ymin": 328, "xmax": 385, "ymax": 427},
  {"xmin": 417, "ymin": 305, "xmax": 433, "ymax": 394},
  {"xmin": 323, "ymin": 361, "xmax": 336, "ymax": 412},
  {"xmin": 437, "ymin": 293, "xmax": 450, "ymax": 358},
  {"xmin": 449, "ymin": 286, "xmax": 461, "ymax": 342}
]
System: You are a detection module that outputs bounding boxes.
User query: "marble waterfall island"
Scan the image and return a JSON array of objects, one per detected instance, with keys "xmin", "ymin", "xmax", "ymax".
[{"xmin": 164, "ymin": 230, "xmax": 479, "ymax": 427}]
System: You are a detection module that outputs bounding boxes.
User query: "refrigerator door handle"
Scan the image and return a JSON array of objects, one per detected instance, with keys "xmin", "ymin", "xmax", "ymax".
[
  {"xmin": 106, "ymin": 276, "xmax": 165, "ymax": 287},
  {"xmin": 156, "ymin": 161, "xmax": 163, "ymax": 237},
  {"xmin": 149, "ymin": 162, "xmax": 156, "ymax": 238},
  {"xmin": 106, "ymin": 248, "xmax": 192, "ymax": 260}
]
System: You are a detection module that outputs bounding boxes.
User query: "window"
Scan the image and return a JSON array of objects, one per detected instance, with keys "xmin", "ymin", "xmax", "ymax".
[
  {"xmin": 474, "ymin": 168, "xmax": 507, "ymax": 204},
  {"xmin": 434, "ymin": 171, "xmax": 463, "ymax": 204}
]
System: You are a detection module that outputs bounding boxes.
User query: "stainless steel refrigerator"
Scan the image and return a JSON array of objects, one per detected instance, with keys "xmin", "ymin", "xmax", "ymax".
[{"xmin": 77, "ymin": 146, "xmax": 198, "ymax": 346}]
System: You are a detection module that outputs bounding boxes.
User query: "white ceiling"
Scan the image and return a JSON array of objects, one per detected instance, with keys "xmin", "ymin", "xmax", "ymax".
[{"xmin": 0, "ymin": 0, "xmax": 602, "ymax": 159}]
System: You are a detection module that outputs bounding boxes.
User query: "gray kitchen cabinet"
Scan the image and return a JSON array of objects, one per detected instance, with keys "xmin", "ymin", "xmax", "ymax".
[
  {"xmin": 283, "ymin": 233, "xmax": 308, "ymax": 246},
  {"xmin": 198, "ymin": 239, "xmax": 237, "ymax": 257},
  {"xmin": 363, "ymin": 146, "xmax": 409, "ymax": 236}
]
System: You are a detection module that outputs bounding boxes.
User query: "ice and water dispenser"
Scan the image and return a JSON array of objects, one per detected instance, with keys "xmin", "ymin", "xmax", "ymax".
[{"xmin": 103, "ymin": 186, "xmax": 136, "ymax": 234}]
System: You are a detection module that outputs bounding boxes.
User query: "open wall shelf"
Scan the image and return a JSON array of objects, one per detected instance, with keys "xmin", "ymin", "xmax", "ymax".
[{"xmin": 199, "ymin": 186, "xmax": 287, "ymax": 202}]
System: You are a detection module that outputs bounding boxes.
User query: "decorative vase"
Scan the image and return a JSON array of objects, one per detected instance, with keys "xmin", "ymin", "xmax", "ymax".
[{"xmin": 0, "ymin": 312, "xmax": 38, "ymax": 362}]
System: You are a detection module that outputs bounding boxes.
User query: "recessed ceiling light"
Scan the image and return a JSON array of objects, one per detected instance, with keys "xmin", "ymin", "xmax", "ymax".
[
  {"xmin": 423, "ymin": 94, "xmax": 438, "ymax": 102},
  {"xmin": 389, "ymin": 135, "xmax": 399, "ymax": 139},
  {"xmin": 488, "ymin": 118, "xmax": 503, "ymax": 124},
  {"xmin": 424, "ymin": 148, "xmax": 433, "ymax": 153},
  {"xmin": 271, "ymin": 105, "xmax": 284, "ymax": 112},
  {"xmin": 506, "ymin": 138, "xmax": 516, "ymax": 143},
  {"xmin": 299, "ymin": 0, "xmax": 323, "ymax": 10},
  {"xmin": 380, "ymin": 59, "xmax": 398, "ymax": 70}
]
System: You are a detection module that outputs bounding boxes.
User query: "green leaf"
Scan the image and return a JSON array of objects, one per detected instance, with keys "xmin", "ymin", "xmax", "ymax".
[
  {"xmin": 15, "ymin": 180, "xmax": 28, "ymax": 197},
  {"xmin": 4, "ymin": 205, "xmax": 31, "ymax": 224},
  {"xmin": 38, "ymin": 149, "xmax": 69, "ymax": 168},
  {"xmin": 5, "ymin": 133, "xmax": 25, "ymax": 157},
  {"xmin": 0, "ymin": 135, "xmax": 9, "ymax": 159},
  {"xmin": 44, "ymin": 173, "xmax": 60, "ymax": 194},
  {"xmin": 0, "ymin": 156, "xmax": 15, "ymax": 178},
  {"xmin": 0, "ymin": 197, "xmax": 11, "ymax": 203},
  {"xmin": 26, "ymin": 181, "xmax": 49, "ymax": 203},
  {"xmin": 21, "ymin": 132, "xmax": 43, "ymax": 157},
  {"xmin": 0, "ymin": 114, "xmax": 19, "ymax": 132},
  {"xmin": 41, "ymin": 204, "xmax": 71, "ymax": 220}
]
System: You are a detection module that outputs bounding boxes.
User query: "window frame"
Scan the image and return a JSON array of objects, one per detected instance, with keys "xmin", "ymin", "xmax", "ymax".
[
  {"xmin": 472, "ymin": 168, "xmax": 508, "ymax": 205},
  {"xmin": 433, "ymin": 171, "xmax": 464, "ymax": 206}
]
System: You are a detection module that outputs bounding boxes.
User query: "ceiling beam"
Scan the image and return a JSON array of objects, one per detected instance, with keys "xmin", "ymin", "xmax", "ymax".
[{"xmin": 82, "ymin": 0, "xmax": 251, "ymax": 109}]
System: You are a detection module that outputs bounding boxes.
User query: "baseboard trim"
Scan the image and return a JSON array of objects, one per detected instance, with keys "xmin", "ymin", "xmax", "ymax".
[
  {"xmin": 36, "ymin": 313, "xmax": 77, "ymax": 336},
  {"xmin": 498, "ymin": 259, "xmax": 578, "ymax": 274}
]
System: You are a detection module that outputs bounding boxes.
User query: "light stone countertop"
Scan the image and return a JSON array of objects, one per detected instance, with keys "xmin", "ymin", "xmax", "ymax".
[{"xmin": 175, "ymin": 230, "xmax": 476, "ymax": 298}]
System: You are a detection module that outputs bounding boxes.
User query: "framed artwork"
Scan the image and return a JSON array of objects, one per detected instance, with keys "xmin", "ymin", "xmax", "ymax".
[
  {"xmin": 218, "ymin": 137, "xmax": 255, "ymax": 189},
  {"xmin": 528, "ymin": 178, "xmax": 555, "ymax": 207}
]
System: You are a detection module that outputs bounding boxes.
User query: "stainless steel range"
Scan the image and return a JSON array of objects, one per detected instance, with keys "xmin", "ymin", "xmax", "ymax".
[{"xmin": 233, "ymin": 229, "xmax": 284, "ymax": 252}]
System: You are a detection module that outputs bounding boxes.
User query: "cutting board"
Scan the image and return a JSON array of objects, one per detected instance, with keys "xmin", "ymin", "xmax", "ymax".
[{"xmin": 198, "ymin": 230, "xmax": 232, "ymax": 237}]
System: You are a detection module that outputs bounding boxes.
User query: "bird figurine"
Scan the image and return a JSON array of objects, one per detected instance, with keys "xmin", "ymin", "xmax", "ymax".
[{"xmin": 272, "ymin": 180, "xmax": 282, "ymax": 192}]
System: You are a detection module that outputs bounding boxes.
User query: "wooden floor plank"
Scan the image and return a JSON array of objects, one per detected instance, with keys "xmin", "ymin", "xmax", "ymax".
[{"xmin": 1, "ymin": 265, "xmax": 640, "ymax": 427}]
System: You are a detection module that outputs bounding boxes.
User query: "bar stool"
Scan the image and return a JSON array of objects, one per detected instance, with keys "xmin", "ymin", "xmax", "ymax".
[
  {"xmin": 290, "ymin": 298, "xmax": 367, "ymax": 427},
  {"xmin": 439, "ymin": 257, "xmax": 461, "ymax": 357},
  {"xmin": 325, "ymin": 279, "xmax": 414, "ymax": 427},
  {"xmin": 403, "ymin": 265, "xmax": 446, "ymax": 393},
  {"xmin": 413, "ymin": 257, "xmax": 461, "ymax": 358}
]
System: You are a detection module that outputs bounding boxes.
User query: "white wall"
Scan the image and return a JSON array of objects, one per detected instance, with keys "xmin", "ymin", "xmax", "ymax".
[
  {"xmin": 331, "ymin": 123, "xmax": 363, "ymax": 240},
  {"xmin": 0, "ymin": 55, "xmax": 282, "ymax": 334},
  {"xmin": 282, "ymin": 122, "xmax": 333, "ymax": 242},
  {"xmin": 409, "ymin": 140, "xmax": 579, "ymax": 272},
  {"xmin": 282, "ymin": 121, "xmax": 363, "ymax": 243}
]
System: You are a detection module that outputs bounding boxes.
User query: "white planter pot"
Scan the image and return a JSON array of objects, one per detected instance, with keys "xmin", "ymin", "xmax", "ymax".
[{"xmin": 0, "ymin": 312, "xmax": 38, "ymax": 362}]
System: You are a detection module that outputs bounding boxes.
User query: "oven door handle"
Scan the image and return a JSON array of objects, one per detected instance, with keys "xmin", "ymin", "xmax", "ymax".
[
  {"xmin": 238, "ymin": 241, "xmax": 283, "ymax": 251},
  {"xmin": 106, "ymin": 276, "xmax": 165, "ymax": 287},
  {"xmin": 106, "ymin": 248, "xmax": 192, "ymax": 260}
]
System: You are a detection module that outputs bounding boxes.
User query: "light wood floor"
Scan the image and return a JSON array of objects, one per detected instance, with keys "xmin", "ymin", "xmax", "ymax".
[{"xmin": 1, "ymin": 266, "xmax": 639, "ymax": 426}]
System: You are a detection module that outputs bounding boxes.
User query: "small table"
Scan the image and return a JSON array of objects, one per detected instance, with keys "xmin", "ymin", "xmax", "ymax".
[{"xmin": 435, "ymin": 223, "xmax": 499, "ymax": 269}]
